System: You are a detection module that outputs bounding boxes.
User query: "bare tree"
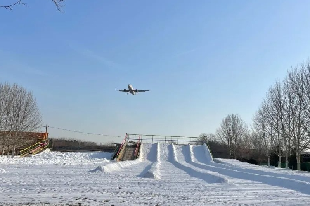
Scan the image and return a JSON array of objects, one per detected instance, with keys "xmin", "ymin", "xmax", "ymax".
[
  {"xmin": 301, "ymin": 62, "xmax": 310, "ymax": 149},
  {"xmin": 0, "ymin": 0, "xmax": 25, "ymax": 10},
  {"xmin": 256, "ymin": 81, "xmax": 297, "ymax": 168},
  {"xmin": 253, "ymin": 61, "xmax": 310, "ymax": 170},
  {"xmin": 282, "ymin": 76, "xmax": 295, "ymax": 168},
  {"xmin": 216, "ymin": 114, "xmax": 248, "ymax": 159},
  {"xmin": 249, "ymin": 129, "xmax": 267, "ymax": 164},
  {"xmin": 266, "ymin": 82, "xmax": 288, "ymax": 167},
  {"xmin": 254, "ymin": 91, "xmax": 284, "ymax": 167},
  {"xmin": 0, "ymin": 82, "xmax": 42, "ymax": 156},
  {"xmin": 0, "ymin": 83, "xmax": 14, "ymax": 155},
  {"xmin": 253, "ymin": 101, "xmax": 276, "ymax": 167},
  {"xmin": 235, "ymin": 131, "xmax": 251, "ymax": 160},
  {"xmin": 286, "ymin": 66, "xmax": 310, "ymax": 170},
  {"xmin": 197, "ymin": 133, "xmax": 216, "ymax": 145},
  {"xmin": 0, "ymin": 0, "xmax": 65, "ymax": 11}
]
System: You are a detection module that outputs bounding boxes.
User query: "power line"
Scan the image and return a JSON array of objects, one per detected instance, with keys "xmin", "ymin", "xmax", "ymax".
[
  {"xmin": 43, "ymin": 126, "xmax": 201, "ymax": 140},
  {"xmin": 46, "ymin": 125, "xmax": 121, "ymax": 137}
]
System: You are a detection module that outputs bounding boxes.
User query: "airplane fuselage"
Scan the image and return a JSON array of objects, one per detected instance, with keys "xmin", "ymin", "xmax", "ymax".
[{"xmin": 128, "ymin": 84, "xmax": 135, "ymax": 95}]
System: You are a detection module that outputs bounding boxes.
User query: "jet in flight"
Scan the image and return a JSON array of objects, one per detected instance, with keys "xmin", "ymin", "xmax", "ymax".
[{"xmin": 118, "ymin": 84, "xmax": 149, "ymax": 95}]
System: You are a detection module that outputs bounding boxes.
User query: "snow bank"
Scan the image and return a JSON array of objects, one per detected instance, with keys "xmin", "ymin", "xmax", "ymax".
[
  {"xmin": 101, "ymin": 159, "xmax": 142, "ymax": 173},
  {"xmin": 2, "ymin": 143, "xmax": 310, "ymax": 205},
  {"xmin": 89, "ymin": 166, "xmax": 104, "ymax": 173},
  {"xmin": 0, "ymin": 150, "xmax": 112, "ymax": 165}
]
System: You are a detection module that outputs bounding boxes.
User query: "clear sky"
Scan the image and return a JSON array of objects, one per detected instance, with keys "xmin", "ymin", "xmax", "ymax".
[{"xmin": 1, "ymin": 0, "xmax": 310, "ymax": 144}]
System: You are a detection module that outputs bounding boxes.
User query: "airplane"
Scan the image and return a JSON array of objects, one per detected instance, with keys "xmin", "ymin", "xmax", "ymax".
[{"xmin": 118, "ymin": 84, "xmax": 149, "ymax": 95}]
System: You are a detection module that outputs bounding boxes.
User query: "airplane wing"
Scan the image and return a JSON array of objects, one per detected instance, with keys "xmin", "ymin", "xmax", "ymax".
[
  {"xmin": 119, "ymin": 89, "xmax": 130, "ymax": 92},
  {"xmin": 135, "ymin": 89, "xmax": 149, "ymax": 92}
]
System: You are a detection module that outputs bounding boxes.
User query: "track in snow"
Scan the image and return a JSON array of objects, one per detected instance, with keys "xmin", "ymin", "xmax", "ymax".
[{"xmin": 100, "ymin": 142, "xmax": 310, "ymax": 205}]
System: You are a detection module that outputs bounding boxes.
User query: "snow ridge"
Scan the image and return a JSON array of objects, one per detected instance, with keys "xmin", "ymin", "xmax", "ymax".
[
  {"xmin": 155, "ymin": 142, "xmax": 161, "ymax": 179},
  {"xmin": 189, "ymin": 144, "xmax": 195, "ymax": 162},
  {"xmin": 203, "ymin": 143, "xmax": 214, "ymax": 162},
  {"xmin": 139, "ymin": 143, "xmax": 161, "ymax": 179}
]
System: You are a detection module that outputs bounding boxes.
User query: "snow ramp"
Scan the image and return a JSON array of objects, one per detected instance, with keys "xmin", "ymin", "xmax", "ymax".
[
  {"xmin": 190, "ymin": 144, "xmax": 213, "ymax": 164},
  {"xmin": 98, "ymin": 142, "xmax": 225, "ymax": 184},
  {"xmin": 171, "ymin": 144, "xmax": 227, "ymax": 183},
  {"xmin": 143, "ymin": 143, "xmax": 158, "ymax": 162},
  {"xmin": 139, "ymin": 143, "xmax": 161, "ymax": 179},
  {"xmin": 93, "ymin": 143, "xmax": 154, "ymax": 173},
  {"xmin": 140, "ymin": 143, "xmax": 226, "ymax": 183}
]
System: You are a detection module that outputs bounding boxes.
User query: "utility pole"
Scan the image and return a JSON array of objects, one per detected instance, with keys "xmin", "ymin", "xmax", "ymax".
[{"xmin": 44, "ymin": 124, "xmax": 51, "ymax": 149}]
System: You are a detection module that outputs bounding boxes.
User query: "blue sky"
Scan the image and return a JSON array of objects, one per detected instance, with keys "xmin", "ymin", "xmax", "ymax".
[{"xmin": 1, "ymin": 0, "xmax": 310, "ymax": 144}]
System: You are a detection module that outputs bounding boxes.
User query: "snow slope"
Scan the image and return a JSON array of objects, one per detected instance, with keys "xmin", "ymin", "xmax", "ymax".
[{"xmin": 1, "ymin": 143, "xmax": 310, "ymax": 205}]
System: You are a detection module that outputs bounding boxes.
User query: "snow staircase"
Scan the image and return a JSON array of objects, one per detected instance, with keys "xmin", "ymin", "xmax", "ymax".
[
  {"xmin": 112, "ymin": 134, "xmax": 129, "ymax": 161},
  {"xmin": 112, "ymin": 133, "xmax": 141, "ymax": 161},
  {"xmin": 19, "ymin": 139, "xmax": 48, "ymax": 157},
  {"xmin": 120, "ymin": 146, "xmax": 136, "ymax": 161}
]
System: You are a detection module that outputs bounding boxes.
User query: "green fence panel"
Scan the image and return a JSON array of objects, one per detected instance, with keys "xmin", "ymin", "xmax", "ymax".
[{"xmin": 301, "ymin": 162, "xmax": 310, "ymax": 171}]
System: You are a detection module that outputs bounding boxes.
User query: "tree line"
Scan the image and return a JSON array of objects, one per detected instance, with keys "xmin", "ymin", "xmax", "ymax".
[
  {"xmin": 198, "ymin": 61, "xmax": 310, "ymax": 171},
  {"xmin": 49, "ymin": 138, "xmax": 116, "ymax": 152}
]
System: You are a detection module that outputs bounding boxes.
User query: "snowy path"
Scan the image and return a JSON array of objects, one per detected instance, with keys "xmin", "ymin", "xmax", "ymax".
[
  {"xmin": 173, "ymin": 144, "xmax": 310, "ymax": 205},
  {"xmin": 187, "ymin": 145, "xmax": 310, "ymax": 195},
  {"xmin": 1, "ymin": 144, "xmax": 310, "ymax": 205}
]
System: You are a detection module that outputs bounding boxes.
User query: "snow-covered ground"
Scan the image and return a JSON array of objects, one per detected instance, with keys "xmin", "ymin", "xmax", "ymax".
[{"xmin": 1, "ymin": 143, "xmax": 310, "ymax": 205}]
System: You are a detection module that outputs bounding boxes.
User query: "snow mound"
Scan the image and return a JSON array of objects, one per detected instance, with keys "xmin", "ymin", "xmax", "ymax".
[
  {"xmin": 0, "ymin": 151, "xmax": 112, "ymax": 165},
  {"xmin": 89, "ymin": 166, "xmax": 104, "ymax": 173},
  {"xmin": 142, "ymin": 170, "xmax": 160, "ymax": 179},
  {"xmin": 101, "ymin": 159, "xmax": 142, "ymax": 173},
  {"xmin": 141, "ymin": 162, "xmax": 161, "ymax": 179},
  {"xmin": 41, "ymin": 148, "xmax": 51, "ymax": 153},
  {"xmin": 0, "ymin": 168, "xmax": 6, "ymax": 173}
]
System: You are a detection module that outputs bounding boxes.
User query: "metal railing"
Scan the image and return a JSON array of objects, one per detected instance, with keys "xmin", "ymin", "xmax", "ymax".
[
  {"xmin": 111, "ymin": 133, "xmax": 128, "ymax": 161},
  {"xmin": 134, "ymin": 135, "xmax": 141, "ymax": 158}
]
